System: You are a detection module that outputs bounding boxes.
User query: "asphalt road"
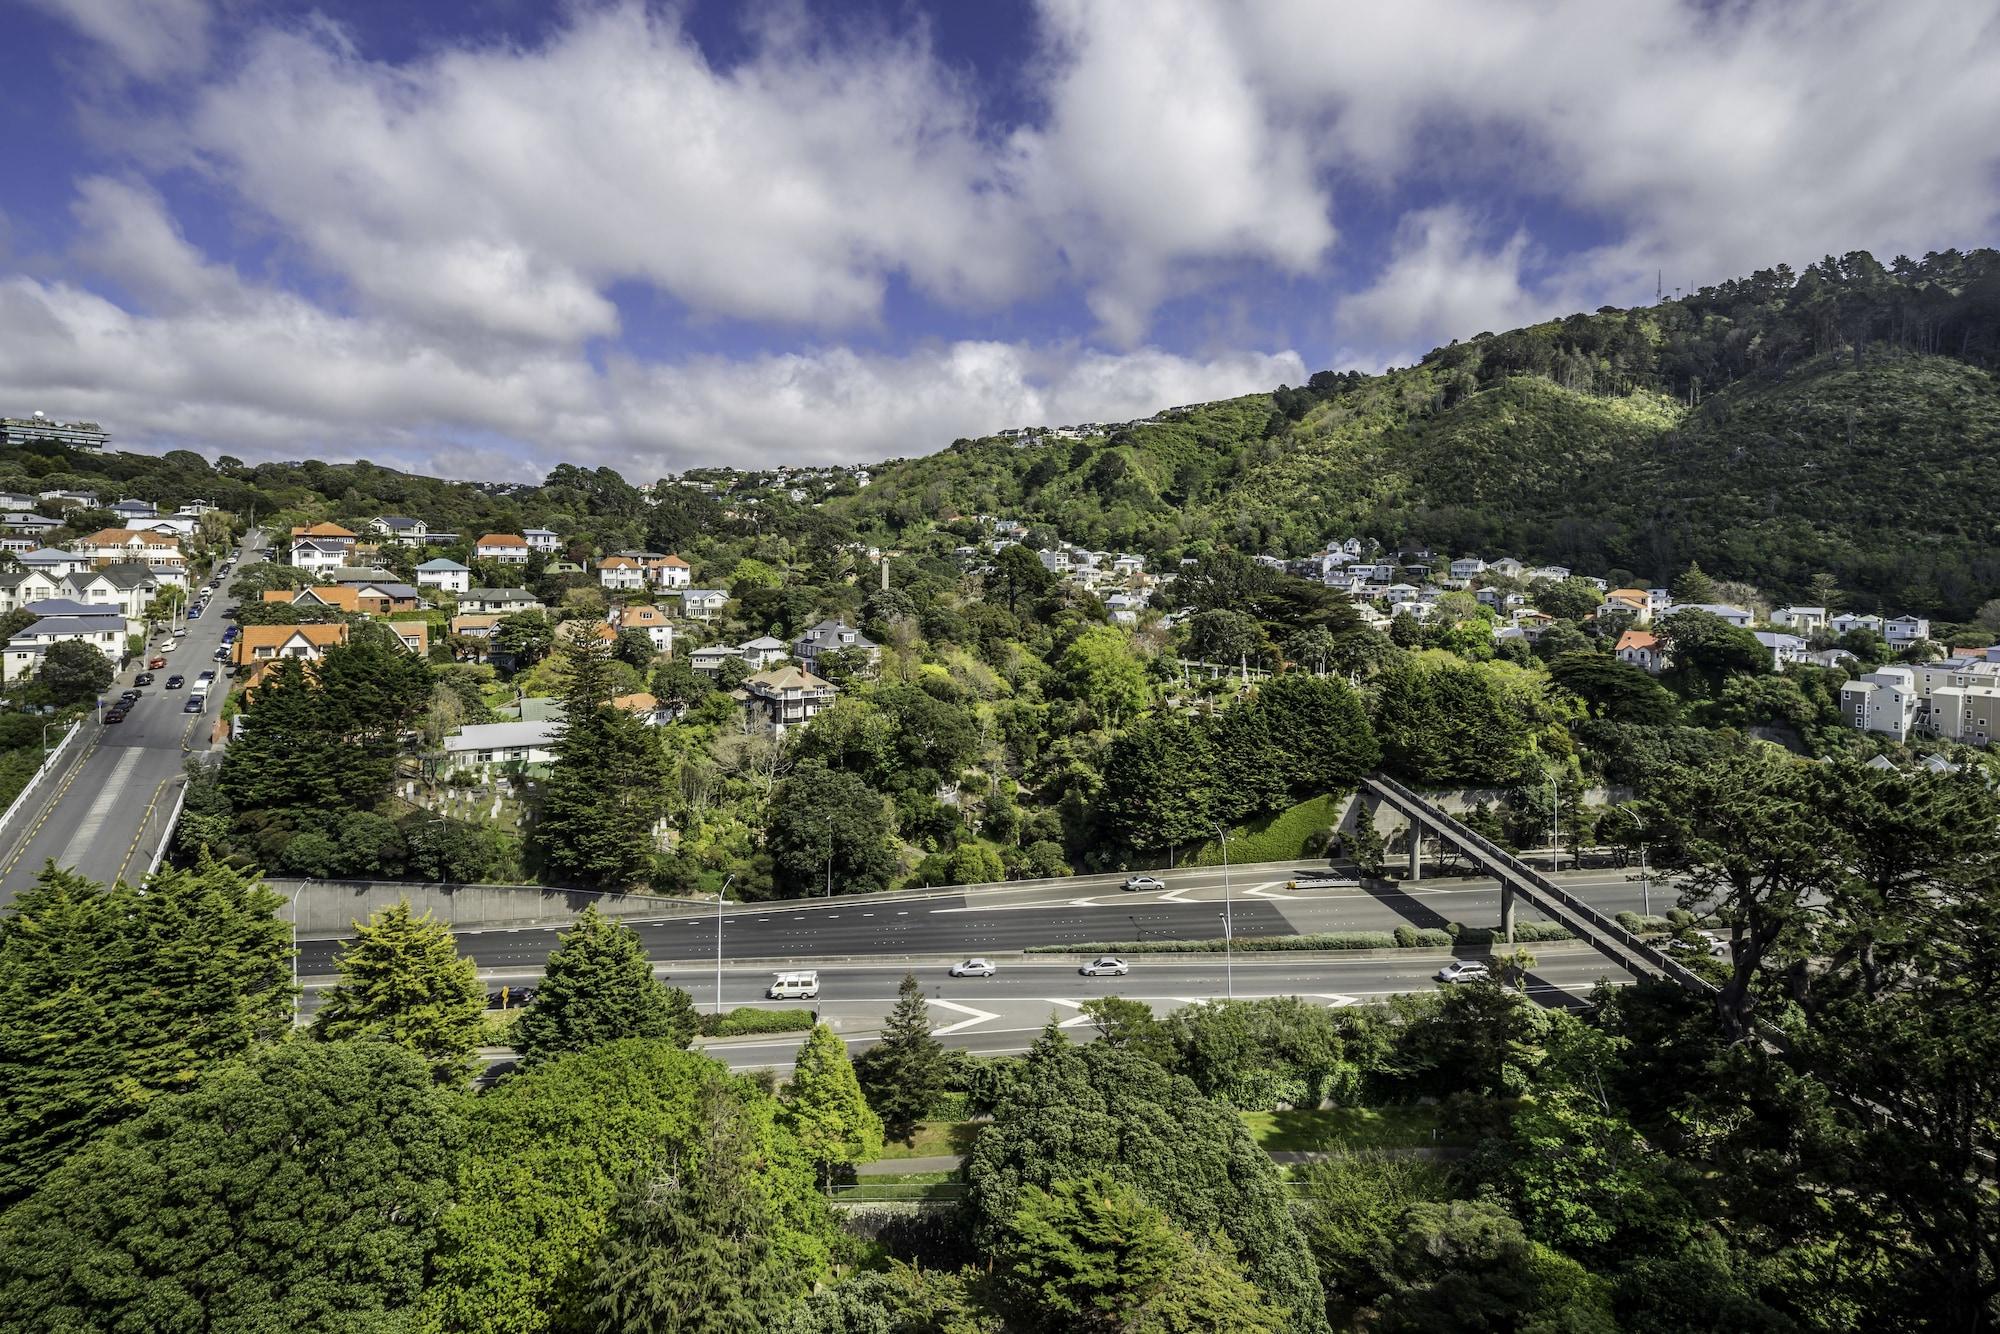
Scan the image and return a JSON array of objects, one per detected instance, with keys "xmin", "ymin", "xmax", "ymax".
[
  {"xmin": 0, "ymin": 537, "xmax": 255, "ymax": 905},
  {"xmin": 294, "ymin": 866, "xmax": 1675, "ymax": 977},
  {"xmin": 451, "ymin": 951, "xmax": 1626, "ymax": 1074}
]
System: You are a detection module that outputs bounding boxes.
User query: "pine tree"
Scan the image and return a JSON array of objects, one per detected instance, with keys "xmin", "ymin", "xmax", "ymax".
[
  {"xmin": 535, "ymin": 634, "xmax": 669, "ymax": 887},
  {"xmin": 513, "ymin": 906, "xmax": 697, "ymax": 1066},
  {"xmin": 785, "ymin": 1024, "xmax": 883, "ymax": 1191},
  {"xmin": 855, "ymin": 972, "xmax": 946, "ymax": 1141},
  {"xmin": 584, "ymin": 1089, "xmax": 802, "ymax": 1334},
  {"xmin": 1670, "ymin": 561, "xmax": 1719, "ymax": 605},
  {"xmin": 310, "ymin": 900, "xmax": 485, "ymax": 1084},
  {"xmin": 0, "ymin": 860, "xmax": 294, "ymax": 1205}
]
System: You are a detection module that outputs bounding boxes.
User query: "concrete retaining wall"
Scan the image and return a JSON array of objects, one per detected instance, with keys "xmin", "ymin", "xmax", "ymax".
[{"xmin": 272, "ymin": 877, "xmax": 709, "ymax": 937}]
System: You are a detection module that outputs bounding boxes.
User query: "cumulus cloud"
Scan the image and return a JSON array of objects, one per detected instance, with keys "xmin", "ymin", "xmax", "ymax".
[
  {"xmin": 1339, "ymin": 207, "xmax": 1563, "ymax": 357},
  {"xmin": 1, "ymin": 185, "xmax": 1302, "ymax": 479},
  {"xmin": 24, "ymin": 0, "xmax": 212, "ymax": 79}
]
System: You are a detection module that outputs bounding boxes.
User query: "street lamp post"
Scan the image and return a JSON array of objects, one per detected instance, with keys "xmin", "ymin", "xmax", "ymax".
[
  {"xmin": 1548, "ymin": 773, "xmax": 1561, "ymax": 874},
  {"xmin": 714, "ymin": 873, "xmax": 735, "ymax": 1016},
  {"xmin": 1639, "ymin": 844, "xmax": 1651, "ymax": 918},
  {"xmin": 1213, "ymin": 822, "xmax": 1234, "ymax": 1001},
  {"xmin": 290, "ymin": 879, "xmax": 310, "ymax": 1028}
]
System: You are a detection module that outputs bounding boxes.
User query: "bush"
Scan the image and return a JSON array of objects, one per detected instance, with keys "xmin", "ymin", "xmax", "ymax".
[
  {"xmin": 696, "ymin": 1007, "xmax": 815, "ymax": 1037},
  {"xmin": 1393, "ymin": 925, "xmax": 1420, "ymax": 948},
  {"xmin": 1615, "ymin": 910, "xmax": 1643, "ymax": 933},
  {"xmin": 1024, "ymin": 920, "xmax": 1575, "ymax": 955},
  {"xmin": 928, "ymin": 1091, "xmax": 971, "ymax": 1121}
]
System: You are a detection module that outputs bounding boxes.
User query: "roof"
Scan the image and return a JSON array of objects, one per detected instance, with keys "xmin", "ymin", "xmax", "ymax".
[
  {"xmin": 1615, "ymin": 630, "xmax": 1659, "ymax": 652},
  {"xmin": 444, "ymin": 720, "xmax": 559, "ymax": 753},
  {"xmin": 599, "ymin": 556, "xmax": 639, "ymax": 568},
  {"xmin": 656, "ymin": 554, "xmax": 690, "ymax": 567},
  {"xmin": 95, "ymin": 563, "xmax": 158, "ymax": 589},
  {"xmin": 19, "ymin": 548, "xmax": 79, "ymax": 564},
  {"xmin": 231, "ymin": 623, "xmax": 349, "ymax": 664},
  {"xmin": 613, "ymin": 691, "xmax": 660, "ymax": 713},
  {"xmin": 291, "ymin": 522, "xmax": 358, "ymax": 539},
  {"xmin": 79, "ymin": 528, "xmax": 179, "ymax": 548},
  {"xmin": 622, "ymin": 605, "xmax": 668, "ymax": 625},
  {"xmin": 745, "ymin": 665, "xmax": 834, "ymax": 693},
  {"xmin": 327, "ymin": 566, "xmax": 396, "ymax": 583},
  {"xmin": 291, "ymin": 538, "xmax": 349, "ymax": 554},
  {"xmin": 739, "ymin": 634, "xmax": 787, "ymax": 650},
  {"xmin": 387, "ymin": 621, "xmax": 430, "ymax": 652},
  {"xmin": 416, "ymin": 558, "xmax": 470, "ymax": 572},
  {"xmin": 1752, "ymin": 631, "xmax": 1805, "ymax": 648},
  {"xmin": 523, "ymin": 527, "xmax": 558, "ymax": 537},
  {"xmin": 681, "ymin": 588, "xmax": 727, "ymax": 600},
  {"xmin": 374, "ymin": 516, "xmax": 423, "ymax": 529},
  {"xmin": 292, "ymin": 585, "xmax": 362, "ymax": 611},
  {"xmin": 22, "ymin": 599, "xmax": 120, "ymax": 618},
  {"xmin": 450, "ymin": 614, "xmax": 501, "ymax": 632},
  {"xmin": 467, "ymin": 587, "xmax": 538, "ymax": 601},
  {"xmin": 475, "ymin": 533, "xmax": 528, "ymax": 547},
  {"xmin": 12, "ymin": 616, "xmax": 122, "ymax": 640}
]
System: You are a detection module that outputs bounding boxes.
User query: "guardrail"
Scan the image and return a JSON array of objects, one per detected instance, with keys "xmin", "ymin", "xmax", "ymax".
[
  {"xmin": 1363, "ymin": 774, "xmax": 1715, "ymax": 995},
  {"xmin": 0, "ymin": 720, "xmax": 82, "ymax": 837}
]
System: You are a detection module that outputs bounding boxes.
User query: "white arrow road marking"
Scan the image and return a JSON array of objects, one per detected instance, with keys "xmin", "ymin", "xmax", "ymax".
[
  {"xmin": 1043, "ymin": 998, "xmax": 1097, "ymax": 1028},
  {"xmin": 930, "ymin": 998, "xmax": 1003, "ymax": 1036},
  {"xmin": 1158, "ymin": 882, "xmax": 1199, "ymax": 902},
  {"xmin": 1312, "ymin": 993, "xmax": 1361, "ymax": 1007}
]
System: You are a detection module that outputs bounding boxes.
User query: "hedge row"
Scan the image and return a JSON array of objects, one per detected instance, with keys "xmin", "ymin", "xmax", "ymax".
[
  {"xmin": 697, "ymin": 1007, "xmax": 816, "ymax": 1037},
  {"xmin": 1025, "ymin": 920, "xmax": 1576, "ymax": 955}
]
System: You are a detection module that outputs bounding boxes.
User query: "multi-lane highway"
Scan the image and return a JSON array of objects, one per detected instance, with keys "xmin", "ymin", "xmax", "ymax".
[{"xmin": 0, "ymin": 536, "xmax": 255, "ymax": 905}]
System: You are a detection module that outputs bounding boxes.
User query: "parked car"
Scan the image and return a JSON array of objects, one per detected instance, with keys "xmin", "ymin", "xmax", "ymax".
[
  {"xmin": 1080, "ymin": 956, "xmax": 1129, "ymax": 977},
  {"xmin": 134, "ymin": 672, "xmax": 154, "ymax": 686},
  {"xmin": 102, "ymin": 708, "xmax": 125, "ymax": 724},
  {"xmin": 173, "ymin": 627, "xmax": 189, "ymax": 637},
  {"xmin": 949, "ymin": 958, "xmax": 997, "ymax": 978},
  {"xmin": 197, "ymin": 669, "xmax": 215, "ymax": 683},
  {"xmin": 166, "ymin": 675, "xmax": 185, "ymax": 689},
  {"xmin": 188, "ymin": 608, "xmax": 202, "ymax": 620},
  {"xmin": 213, "ymin": 647, "xmax": 230, "ymax": 661},
  {"xmin": 147, "ymin": 657, "xmax": 167, "ymax": 670},
  {"xmin": 183, "ymin": 696, "xmax": 205, "ymax": 714},
  {"xmin": 1435, "ymin": 959, "xmax": 1491, "ymax": 985},
  {"xmin": 1121, "ymin": 875, "xmax": 1166, "ymax": 892},
  {"xmin": 118, "ymin": 689, "xmax": 141, "ymax": 702}
]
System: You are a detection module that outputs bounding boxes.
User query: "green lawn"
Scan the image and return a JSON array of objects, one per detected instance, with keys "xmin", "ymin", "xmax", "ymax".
[
  {"xmin": 877, "ymin": 1120, "xmax": 982, "ymax": 1160},
  {"xmin": 1237, "ymin": 1105, "xmax": 1451, "ymax": 1152}
]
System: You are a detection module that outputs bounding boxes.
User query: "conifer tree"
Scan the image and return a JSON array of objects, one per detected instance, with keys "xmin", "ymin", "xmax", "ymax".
[
  {"xmin": 513, "ymin": 905, "xmax": 697, "ymax": 1066},
  {"xmin": 585, "ymin": 1089, "xmax": 801, "ymax": 1334},
  {"xmin": 535, "ymin": 633, "xmax": 670, "ymax": 887},
  {"xmin": 786, "ymin": 1023, "xmax": 883, "ymax": 1191},
  {"xmin": 311, "ymin": 900, "xmax": 485, "ymax": 1084},
  {"xmin": 0, "ymin": 859, "xmax": 293, "ymax": 1204},
  {"xmin": 855, "ymin": 972, "xmax": 946, "ymax": 1140}
]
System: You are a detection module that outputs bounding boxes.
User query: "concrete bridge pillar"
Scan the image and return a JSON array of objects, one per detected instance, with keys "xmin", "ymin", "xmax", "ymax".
[
  {"xmin": 1407, "ymin": 821, "xmax": 1423, "ymax": 881},
  {"xmin": 1501, "ymin": 881, "xmax": 1516, "ymax": 944}
]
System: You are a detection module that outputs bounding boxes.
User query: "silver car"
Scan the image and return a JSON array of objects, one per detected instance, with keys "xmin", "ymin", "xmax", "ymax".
[
  {"xmin": 1435, "ymin": 959, "xmax": 1491, "ymax": 984},
  {"xmin": 1121, "ymin": 875, "xmax": 1166, "ymax": 892},
  {"xmin": 1080, "ymin": 956, "xmax": 1129, "ymax": 977},
  {"xmin": 949, "ymin": 958, "xmax": 997, "ymax": 978}
]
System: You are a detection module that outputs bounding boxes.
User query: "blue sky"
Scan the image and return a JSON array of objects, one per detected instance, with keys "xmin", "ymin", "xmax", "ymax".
[{"xmin": 4, "ymin": 0, "xmax": 1998, "ymax": 483}]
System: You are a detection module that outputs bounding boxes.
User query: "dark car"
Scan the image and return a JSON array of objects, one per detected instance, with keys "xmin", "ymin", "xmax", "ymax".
[
  {"xmin": 188, "ymin": 609, "xmax": 202, "ymax": 620},
  {"xmin": 183, "ymin": 696, "xmax": 204, "ymax": 714},
  {"xmin": 166, "ymin": 674, "xmax": 186, "ymax": 689},
  {"xmin": 102, "ymin": 707, "xmax": 126, "ymax": 724},
  {"xmin": 134, "ymin": 672, "xmax": 154, "ymax": 685},
  {"xmin": 119, "ymin": 689, "xmax": 141, "ymax": 702}
]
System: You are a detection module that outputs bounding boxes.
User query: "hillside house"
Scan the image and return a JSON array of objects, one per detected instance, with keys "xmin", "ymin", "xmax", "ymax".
[
  {"xmin": 474, "ymin": 533, "xmax": 531, "ymax": 564},
  {"xmin": 231, "ymin": 623, "xmax": 350, "ymax": 669},
  {"xmin": 369, "ymin": 516, "xmax": 428, "ymax": 544},
  {"xmin": 1751, "ymin": 631, "xmax": 1809, "ymax": 670},
  {"xmin": 737, "ymin": 665, "xmax": 838, "ymax": 738},
  {"xmin": 289, "ymin": 538, "xmax": 350, "ymax": 572},
  {"xmin": 1831, "ymin": 613, "xmax": 1884, "ymax": 637},
  {"xmin": 677, "ymin": 589, "xmax": 728, "ymax": 620},
  {"xmin": 794, "ymin": 618, "xmax": 880, "ymax": 671},
  {"xmin": 443, "ymin": 720, "xmax": 559, "ymax": 775},
  {"xmin": 739, "ymin": 635, "xmax": 789, "ymax": 669},
  {"xmin": 78, "ymin": 529, "xmax": 184, "ymax": 570},
  {"xmin": 2, "ymin": 612, "xmax": 126, "ymax": 683},
  {"xmin": 1771, "ymin": 606, "xmax": 1828, "ymax": 634},
  {"xmin": 1885, "ymin": 615, "xmax": 1932, "ymax": 646},
  {"xmin": 619, "ymin": 604, "xmax": 675, "ymax": 653},
  {"xmin": 459, "ymin": 588, "xmax": 544, "ymax": 615},
  {"xmin": 524, "ymin": 527, "xmax": 561, "ymax": 553},
  {"xmin": 1842, "ymin": 668, "xmax": 1919, "ymax": 742},
  {"xmin": 1668, "ymin": 603, "xmax": 1754, "ymax": 628},
  {"xmin": 415, "ymin": 558, "xmax": 471, "ymax": 594},
  {"xmin": 598, "ymin": 556, "xmax": 646, "ymax": 592},
  {"xmin": 1616, "ymin": 629, "xmax": 1666, "ymax": 674}
]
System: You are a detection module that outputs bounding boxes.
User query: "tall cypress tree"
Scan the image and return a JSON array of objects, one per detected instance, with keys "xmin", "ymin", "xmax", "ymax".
[
  {"xmin": 855, "ymin": 972, "xmax": 947, "ymax": 1140},
  {"xmin": 786, "ymin": 1024, "xmax": 883, "ymax": 1192},
  {"xmin": 584, "ymin": 1089, "xmax": 802, "ymax": 1334},
  {"xmin": 535, "ymin": 634, "xmax": 669, "ymax": 888},
  {"xmin": 513, "ymin": 906, "xmax": 697, "ymax": 1066},
  {"xmin": 310, "ymin": 900, "xmax": 485, "ymax": 1084}
]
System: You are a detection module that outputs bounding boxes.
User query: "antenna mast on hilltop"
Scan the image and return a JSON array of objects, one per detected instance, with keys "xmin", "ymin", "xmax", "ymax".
[{"xmin": 1657, "ymin": 270, "xmax": 1663, "ymax": 302}]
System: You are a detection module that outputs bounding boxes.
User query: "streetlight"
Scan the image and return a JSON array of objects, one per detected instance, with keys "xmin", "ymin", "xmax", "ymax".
[
  {"xmin": 1638, "ymin": 843, "xmax": 1651, "ymax": 918},
  {"xmin": 289, "ymin": 878, "xmax": 310, "ymax": 1028},
  {"xmin": 1213, "ymin": 822, "xmax": 1234, "ymax": 1001},
  {"xmin": 714, "ymin": 872, "xmax": 735, "ymax": 1016},
  {"xmin": 1547, "ymin": 773, "xmax": 1561, "ymax": 874}
]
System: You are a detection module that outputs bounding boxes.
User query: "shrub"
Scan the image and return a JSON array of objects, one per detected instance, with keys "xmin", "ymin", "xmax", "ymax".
[
  {"xmin": 697, "ymin": 1007, "xmax": 816, "ymax": 1037},
  {"xmin": 1393, "ymin": 925, "xmax": 1420, "ymax": 948}
]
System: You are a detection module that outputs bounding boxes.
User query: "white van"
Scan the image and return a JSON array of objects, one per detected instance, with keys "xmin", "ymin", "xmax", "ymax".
[{"xmin": 768, "ymin": 970, "xmax": 820, "ymax": 1000}]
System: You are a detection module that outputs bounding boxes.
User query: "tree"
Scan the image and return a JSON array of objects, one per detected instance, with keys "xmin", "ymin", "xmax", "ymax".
[
  {"xmin": 776, "ymin": 1262, "xmax": 999, "ymax": 1333},
  {"xmin": 493, "ymin": 610, "xmax": 554, "ymax": 666},
  {"xmin": 0, "ymin": 859, "xmax": 294, "ymax": 1204},
  {"xmin": 1547, "ymin": 651, "xmax": 1679, "ymax": 725},
  {"xmin": 993, "ymin": 543, "xmax": 1055, "ymax": 614},
  {"xmin": 1365, "ymin": 1199, "xmax": 1617, "ymax": 1333},
  {"xmin": 1185, "ymin": 608, "xmax": 1272, "ymax": 668},
  {"xmin": 1057, "ymin": 625, "xmax": 1149, "ymax": 725},
  {"xmin": 1534, "ymin": 576, "xmax": 1604, "ymax": 622},
  {"xmin": 1372, "ymin": 661, "xmax": 1535, "ymax": 787},
  {"xmin": 786, "ymin": 1023, "xmax": 883, "ymax": 1190},
  {"xmin": 585, "ymin": 1088, "xmax": 804, "ymax": 1334},
  {"xmin": 1254, "ymin": 673, "xmax": 1381, "ymax": 796},
  {"xmin": 766, "ymin": 763, "xmax": 897, "ymax": 897},
  {"xmin": 1082, "ymin": 997, "xmax": 1177, "ymax": 1068},
  {"xmin": 0, "ymin": 1041, "xmax": 460, "ymax": 1334},
  {"xmin": 1656, "ymin": 609, "xmax": 1769, "ymax": 698},
  {"xmin": 1670, "ymin": 561, "xmax": 1720, "ymax": 604},
  {"xmin": 536, "ymin": 632, "xmax": 670, "ymax": 887},
  {"xmin": 613, "ymin": 625, "xmax": 656, "ymax": 670},
  {"xmin": 310, "ymin": 899, "xmax": 486, "ymax": 1083},
  {"xmin": 1096, "ymin": 714, "xmax": 1216, "ymax": 853},
  {"xmin": 1348, "ymin": 815, "xmax": 1387, "ymax": 877},
  {"xmin": 514, "ymin": 905, "xmax": 698, "ymax": 1066},
  {"xmin": 855, "ymin": 972, "xmax": 947, "ymax": 1140},
  {"xmin": 998, "ymin": 1173, "xmax": 1287, "ymax": 1333},
  {"xmin": 424, "ymin": 1040, "xmax": 832, "ymax": 1334},
  {"xmin": 36, "ymin": 640, "xmax": 111, "ymax": 705}
]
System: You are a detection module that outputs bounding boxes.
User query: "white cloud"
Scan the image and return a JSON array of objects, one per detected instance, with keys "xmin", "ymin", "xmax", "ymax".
[
  {"xmin": 1339, "ymin": 206, "xmax": 1560, "ymax": 355},
  {"xmin": 24, "ymin": 0, "xmax": 212, "ymax": 79},
  {"xmin": 181, "ymin": 7, "xmax": 1032, "ymax": 343},
  {"xmin": 0, "ymin": 186, "xmax": 1302, "ymax": 479}
]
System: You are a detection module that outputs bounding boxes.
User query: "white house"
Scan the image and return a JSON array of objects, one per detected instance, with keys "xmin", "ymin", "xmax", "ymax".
[
  {"xmin": 647, "ymin": 554, "xmax": 692, "ymax": 590},
  {"xmin": 1770, "ymin": 606, "xmax": 1828, "ymax": 635},
  {"xmin": 18, "ymin": 548, "xmax": 91, "ymax": 578},
  {"xmin": 414, "ymin": 558, "xmax": 471, "ymax": 595},
  {"xmin": 370, "ymin": 516, "xmax": 429, "ymax": 544},
  {"xmin": 1487, "ymin": 557, "xmax": 1524, "ymax": 579},
  {"xmin": 473, "ymin": 533, "xmax": 531, "ymax": 564},
  {"xmin": 1615, "ymin": 629, "xmax": 1666, "ymax": 674},
  {"xmin": 678, "ymin": 589, "xmax": 728, "ymax": 620},
  {"xmin": 443, "ymin": 720, "xmax": 560, "ymax": 774},
  {"xmin": 690, "ymin": 645, "xmax": 742, "ymax": 675},
  {"xmin": 78, "ymin": 528, "xmax": 184, "ymax": 570},
  {"xmin": 458, "ymin": 588, "xmax": 543, "ymax": 615},
  {"xmin": 290, "ymin": 538, "xmax": 350, "ymax": 572},
  {"xmin": 1841, "ymin": 667, "xmax": 1919, "ymax": 741},
  {"xmin": 3, "ymin": 613, "xmax": 126, "ymax": 683},
  {"xmin": 1884, "ymin": 615, "xmax": 1931, "ymax": 646},
  {"xmin": 1667, "ymin": 602, "xmax": 1754, "ymax": 628},
  {"xmin": 737, "ymin": 666, "xmax": 838, "ymax": 738},
  {"xmin": 1751, "ymin": 631, "xmax": 1809, "ymax": 670},
  {"xmin": 794, "ymin": 618, "xmax": 881, "ymax": 670},
  {"xmin": 1449, "ymin": 557, "xmax": 1486, "ymax": 580},
  {"xmin": 618, "ymin": 604, "xmax": 675, "ymax": 653},
  {"xmin": 524, "ymin": 527, "xmax": 561, "ymax": 553},
  {"xmin": 1526, "ymin": 565, "xmax": 1571, "ymax": 583},
  {"xmin": 598, "ymin": 556, "xmax": 647, "ymax": 592},
  {"xmin": 738, "ymin": 634, "xmax": 790, "ymax": 669},
  {"xmin": 1831, "ymin": 613, "xmax": 1884, "ymax": 637}
]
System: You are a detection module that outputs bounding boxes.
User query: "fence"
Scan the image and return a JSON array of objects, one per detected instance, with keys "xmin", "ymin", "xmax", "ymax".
[{"xmin": 0, "ymin": 720, "xmax": 81, "ymax": 838}]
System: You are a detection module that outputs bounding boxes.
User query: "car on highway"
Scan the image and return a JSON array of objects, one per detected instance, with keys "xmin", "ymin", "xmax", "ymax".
[
  {"xmin": 769, "ymin": 970, "xmax": 820, "ymax": 1000},
  {"xmin": 166, "ymin": 674, "xmax": 185, "ymax": 689},
  {"xmin": 1286, "ymin": 872, "xmax": 1358, "ymax": 890},
  {"xmin": 1435, "ymin": 959, "xmax": 1491, "ymax": 985},
  {"xmin": 1121, "ymin": 875, "xmax": 1166, "ymax": 892},
  {"xmin": 147, "ymin": 656, "xmax": 167, "ymax": 669},
  {"xmin": 1667, "ymin": 930, "xmax": 1730, "ymax": 959},
  {"xmin": 1079, "ymin": 956, "xmax": 1129, "ymax": 977},
  {"xmin": 949, "ymin": 958, "xmax": 997, "ymax": 978},
  {"xmin": 134, "ymin": 672, "xmax": 154, "ymax": 685}
]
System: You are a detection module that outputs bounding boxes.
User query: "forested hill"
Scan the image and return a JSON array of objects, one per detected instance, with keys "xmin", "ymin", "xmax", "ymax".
[{"xmin": 838, "ymin": 248, "xmax": 2000, "ymax": 618}]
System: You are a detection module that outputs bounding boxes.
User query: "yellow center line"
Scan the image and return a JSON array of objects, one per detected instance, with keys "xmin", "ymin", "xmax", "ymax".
[
  {"xmin": 0, "ymin": 725, "xmax": 104, "ymax": 878},
  {"xmin": 114, "ymin": 775, "xmax": 175, "ymax": 887}
]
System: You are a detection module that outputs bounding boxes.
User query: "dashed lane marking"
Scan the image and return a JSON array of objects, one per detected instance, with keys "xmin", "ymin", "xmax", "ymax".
[{"xmin": 59, "ymin": 748, "xmax": 144, "ymax": 867}]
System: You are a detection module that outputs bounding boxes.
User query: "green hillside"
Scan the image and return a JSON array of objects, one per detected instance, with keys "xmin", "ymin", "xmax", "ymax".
[{"xmin": 838, "ymin": 248, "xmax": 2000, "ymax": 617}]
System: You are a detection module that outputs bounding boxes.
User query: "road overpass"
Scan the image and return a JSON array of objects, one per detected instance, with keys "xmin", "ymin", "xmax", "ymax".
[{"xmin": 0, "ymin": 537, "xmax": 254, "ymax": 907}]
